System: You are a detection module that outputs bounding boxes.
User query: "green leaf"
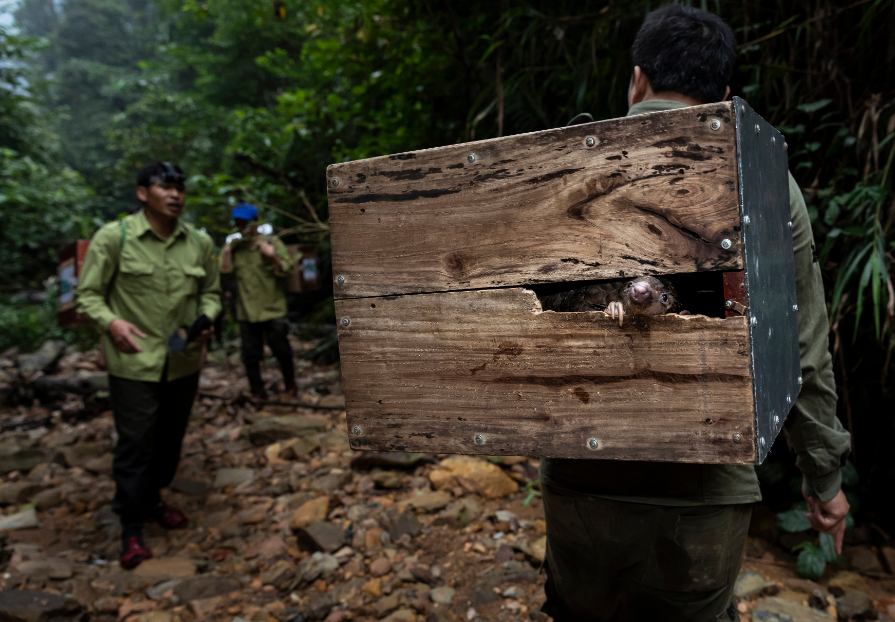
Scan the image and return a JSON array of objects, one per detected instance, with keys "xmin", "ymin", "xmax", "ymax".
[
  {"xmin": 840, "ymin": 462, "xmax": 859, "ymax": 487},
  {"xmin": 818, "ymin": 533, "xmax": 840, "ymax": 563},
  {"xmin": 797, "ymin": 99, "xmax": 833, "ymax": 113},
  {"xmin": 776, "ymin": 509, "xmax": 811, "ymax": 533},
  {"xmin": 795, "ymin": 543, "xmax": 827, "ymax": 579}
]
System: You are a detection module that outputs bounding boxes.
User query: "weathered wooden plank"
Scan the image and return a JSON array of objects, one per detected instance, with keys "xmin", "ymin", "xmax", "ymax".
[
  {"xmin": 328, "ymin": 101, "xmax": 741, "ymax": 299},
  {"xmin": 336, "ymin": 288, "xmax": 756, "ymax": 463}
]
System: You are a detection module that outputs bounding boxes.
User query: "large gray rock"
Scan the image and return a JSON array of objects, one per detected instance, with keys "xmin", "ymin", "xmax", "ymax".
[
  {"xmin": 751, "ymin": 597, "xmax": 831, "ymax": 622},
  {"xmin": 734, "ymin": 572, "xmax": 775, "ymax": 598},
  {"xmin": 836, "ymin": 590, "xmax": 876, "ymax": 620},
  {"xmin": 310, "ymin": 469, "xmax": 352, "ymax": 494},
  {"xmin": 172, "ymin": 575, "xmax": 241, "ymax": 602},
  {"xmin": 0, "ymin": 508, "xmax": 39, "ymax": 530},
  {"xmin": 213, "ymin": 468, "xmax": 254, "ymax": 488},
  {"xmin": 245, "ymin": 415, "xmax": 327, "ymax": 446},
  {"xmin": 0, "ymin": 448, "xmax": 48, "ymax": 474},
  {"xmin": 296, "ymin": 521, "xmax": 346, "ymax": 553},
  {"xmin": 0, "ymin": 590, "xmax": 72, "ymax": 621},
  {"xmin": 17, "ymin": 341, "xmax": 67, "ymax": 376},
  {"xmin": 297, "ymin": 552, "xmax": 339, "ymax": 583},
  {"xmin": 0, "ymin": 482, "xmax": 44, "ymax": 505},
  {"xmin": 56, "ymin": 442, "xmax": 108, "ymax": 469}
]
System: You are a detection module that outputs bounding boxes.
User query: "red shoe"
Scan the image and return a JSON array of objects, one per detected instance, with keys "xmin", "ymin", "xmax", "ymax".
[
  {"xmin": 151, "ymin": 501, "xmax": 189, "ymax": 530},
  {"xmin": 120, "ymin": 536, "xmax": 152, "ymax": 569},
  {"xmin": 285, "ymin": 382, "xmax": 298, "ymax": 398},
  {"xmin": 250, "ymin": 391, "xmax": 269, "ymax": 403}
]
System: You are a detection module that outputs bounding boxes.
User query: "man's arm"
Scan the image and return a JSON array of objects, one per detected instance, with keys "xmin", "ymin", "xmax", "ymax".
[
  {"xmin": 784, "ymin": 173, "xmax": 852, "ymax": 550},
  {"xmin": 220, "ymin": 242, "xmax": 234, "ymax": 274},
  {"xmin": 75, "ymin": 224, "xmax": 147, "ymax": 354},
  {"xmin": 258, "ymin": 238, "xmax": 293, "ymax": 277},
  {"xmin": 199, "ymin": 234, "xmax": 223, "ymax": 320},
  {"xmin": 75, "ymin": 225, "xmax": 120, "ymax": 332}
]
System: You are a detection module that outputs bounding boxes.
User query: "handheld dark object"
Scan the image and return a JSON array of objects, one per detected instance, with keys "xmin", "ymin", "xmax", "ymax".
[{"xmin": 167, "ymin": 314, "xmax": 212, "ymax": 352}]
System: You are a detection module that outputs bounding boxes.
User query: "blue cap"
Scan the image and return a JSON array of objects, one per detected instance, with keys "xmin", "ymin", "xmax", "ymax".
[{"xmin": 231, "ymin": 202, "xmax": 258, "ymax": 221}]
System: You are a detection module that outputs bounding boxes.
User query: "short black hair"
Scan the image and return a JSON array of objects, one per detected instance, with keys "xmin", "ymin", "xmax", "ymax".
[
  {"xmin": 137, "ymin": 162, "xmax": 186, "ymax": 188},
  {"xmin": 632, "ymin": 5, "xmax": 736, "ymax": 104}
]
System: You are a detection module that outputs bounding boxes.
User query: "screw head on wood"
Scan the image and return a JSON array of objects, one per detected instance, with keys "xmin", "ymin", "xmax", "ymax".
[
  {"xmin": 336, "ymin": 275, "xmax": 345, "ymax": 285},
  {"xmin": 750, "ymin": 316, "xmax": 758, "ymax": 326},
  {"xmin": 710, "ymin": 119, "xmax": 721, "ymax": 130},
  {"xmin": 341, "ymin": 317, "xmax": 350, "ymax": 326},
  {"xmin": 467, "ymin": 153, "xmax": 476, "ymax": 163},
  {"xmin": 743, "ymin": 215, "xmax": 751, "ymax": 225},
  {"xmin": 474, "ymin": 434, "xmax": 484, "ymax": 444},
  {"xmin": 331, "ymin": 177, "xmax": 339, "ymax": 186},
  {"xmin": 585, "ymin": 136, "xmax": 595, "ymax": 147},
  {"xmin": 725, "ymin": 300, "xmax": 733, "ymax": 308},
  {"xmin": 792, "ymin": 304, "xmax": 798, "ymax": 312},
  {"xmin": 733, "ymin": 433, "xmax": 742, "ymax": 443},
  {"xmin": 353, "ymin": 426, "xmax": 361, "ymax": 435},
  {"xmin": 588, "ymin": 438, "xmax": 599, "ymax": 450},
  {"xmin": 721, "ymin": 238, "xmax": 732, "ymax": 250}
]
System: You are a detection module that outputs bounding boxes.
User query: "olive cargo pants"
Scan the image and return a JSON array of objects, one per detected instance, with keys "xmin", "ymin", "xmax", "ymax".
[
  {"xmin": 109, "ymin": 371, "xmax": 199, "ymax": 526},
  {"xmin": 541, "ymin": 484, "xmax": 750, "ymax": 622},
  {"xmin": 239, "ymin": 317, "xmax": 295, "ymax": 395}
]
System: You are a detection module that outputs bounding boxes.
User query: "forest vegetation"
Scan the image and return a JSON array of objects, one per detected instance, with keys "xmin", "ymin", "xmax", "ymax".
[{"xmin": 1, "ymin": 0, "xmax": 894, "ymax": 534}]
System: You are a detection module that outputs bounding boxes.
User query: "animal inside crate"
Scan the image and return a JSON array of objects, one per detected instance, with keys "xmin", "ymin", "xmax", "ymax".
[{"xmin": 327, "ymin": 97, "xmax": 800, "ymax": 465}]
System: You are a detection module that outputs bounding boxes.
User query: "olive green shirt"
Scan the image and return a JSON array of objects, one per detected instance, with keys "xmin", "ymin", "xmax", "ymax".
[
  {"xmin": 220, "ymin": 236, "xmax": 293, "ymax": 324},
  {"xmin": 540, "ymin": 99, "xmax": 850, "ymax": 505},
  {"xmin": 75, "ymin": 210, "xmax": 222, "ymax": 382}
]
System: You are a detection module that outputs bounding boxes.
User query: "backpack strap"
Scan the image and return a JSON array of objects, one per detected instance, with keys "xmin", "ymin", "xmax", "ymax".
[{"xmin": 105, "ymin": 219, "xmax": 127, "ymax": 304}]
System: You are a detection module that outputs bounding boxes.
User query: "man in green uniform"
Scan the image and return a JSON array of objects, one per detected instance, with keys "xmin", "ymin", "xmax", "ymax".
[
  {"xmin": 220, "ymin": 203, "xmax": 297, "ymax": 400},
  {"xmin": 76, "ymin": 162, "xmax": 221, "ymax": 569},
  {"xmin": 539, "ymin": 6, "xmax": 852, "ymax": 621}
]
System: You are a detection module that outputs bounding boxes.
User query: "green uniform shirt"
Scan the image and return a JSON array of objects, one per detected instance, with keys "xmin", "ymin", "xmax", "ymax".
[
  {"xmin": 75, "ymin": 210, "xmax": 222, "ymax": 382},
  {"xmin": 540, "ymin": 99, "xmax": 851, "ymax": 505},
  {"xmin": 220, "ymin": 236, "xmax": 293, "ymax": 323}
]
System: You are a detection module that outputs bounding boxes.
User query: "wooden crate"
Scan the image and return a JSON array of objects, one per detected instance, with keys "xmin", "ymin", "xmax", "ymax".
[{"xmin": 326, "ymin": 97, "xmax": 800, "ymax": 465}]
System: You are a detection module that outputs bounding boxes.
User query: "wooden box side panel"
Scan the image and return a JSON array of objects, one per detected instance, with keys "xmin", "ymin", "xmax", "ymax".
[
  {"xmin": 328, "ymin": 102, "xmax": 742, "ymax": 299},
  {"xmin": 336, "ymin": 288, "xmax": 757, "ymax": 463}
]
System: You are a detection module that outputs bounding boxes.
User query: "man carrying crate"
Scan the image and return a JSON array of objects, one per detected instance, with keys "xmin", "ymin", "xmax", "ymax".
[
  {"xmin": 76, "ymin": 162, "xmax": 221, "ymax": 569},
  {"xmin": 539, "ymin": 6, "xmax": 852, "ymax": 621},
  {"xmin": 220, "ymin": 202, "xmax": 297, "ymax": 400}
]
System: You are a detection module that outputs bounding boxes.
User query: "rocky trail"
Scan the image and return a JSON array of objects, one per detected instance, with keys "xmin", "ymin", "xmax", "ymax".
[{"xmin": 0, "ymin": 338, "xmax": 894, "ymax": 622}]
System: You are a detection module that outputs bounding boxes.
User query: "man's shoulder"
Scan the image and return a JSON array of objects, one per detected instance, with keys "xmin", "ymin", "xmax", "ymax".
[{"xmin": 91, "ymin": 217, "xmax": 129, "ymax": 246}]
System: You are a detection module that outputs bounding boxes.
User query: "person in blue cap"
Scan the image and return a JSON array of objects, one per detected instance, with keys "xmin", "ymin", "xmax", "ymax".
[{"xmin": 220, "ymin": 202, "xmax": 297, "ymax": 399}]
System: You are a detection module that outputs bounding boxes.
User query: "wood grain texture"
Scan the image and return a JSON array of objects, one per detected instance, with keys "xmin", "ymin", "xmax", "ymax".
[
  {"xmin": 336, "ymin": 288, "xmax": 757, "ymax": 463},
  {"xmin": 328, "ymin": 102, "xmax": 741, "ymax": 299}
]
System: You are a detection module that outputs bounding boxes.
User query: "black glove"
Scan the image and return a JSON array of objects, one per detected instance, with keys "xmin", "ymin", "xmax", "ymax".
[{"xmin": 168, "ymin": 314, "xmax": 213, "ymax": 352}]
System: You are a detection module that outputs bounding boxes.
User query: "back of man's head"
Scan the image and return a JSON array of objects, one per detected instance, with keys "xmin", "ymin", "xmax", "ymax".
[{"xmin": 632, "ymin": 5, "xmax": 736, "ymax": 104}]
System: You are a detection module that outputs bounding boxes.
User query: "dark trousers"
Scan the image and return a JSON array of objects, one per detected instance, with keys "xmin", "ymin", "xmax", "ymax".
[
  {"xmin": 108, "ymin": 371, "xmax": 199, "ymax": 526},
  {"xmin": 541, "ymin": 484, "xmax": 751, "ymax": 622},
  {"xmin": 239, "ymin": 317, "xmax": 295, "ymax": 395}
]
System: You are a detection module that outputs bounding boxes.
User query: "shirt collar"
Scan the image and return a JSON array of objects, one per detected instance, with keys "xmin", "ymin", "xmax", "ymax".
[
  {"xmin": 626, "ymin": 99, "xmax": 691, "ymax": 117},
  {"xmin": 132, "ymin": 209, "xmax": 187, "ymax": 240}
]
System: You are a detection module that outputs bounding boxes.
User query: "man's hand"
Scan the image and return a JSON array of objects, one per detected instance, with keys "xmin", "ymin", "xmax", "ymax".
[
  {"xmin": 258, "ymin": 242, "xmax": 276, "ymax": 258},
  {"xmin": 108, "ymin": 319, "xmax": 146, "ymax": 354},
  {"xmin": 803, "ymin": 488, "xmax": 850, "ymax": 554},
  {"xmin": 194, "ymin": 327, "xmax": 215, "ymax": 343}
]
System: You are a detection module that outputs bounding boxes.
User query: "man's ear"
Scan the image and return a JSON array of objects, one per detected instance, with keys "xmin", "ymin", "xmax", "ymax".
[
  {"xmin": 724, "ymin": 86, "xmax": 731, "ymax": 101},
  {"xmin": 136, "ymin": 186, "xmax": 149, "ymax": 202},
  {"xmin": 629, "ymin": 66, "xmax": 651, "ymax": 106}
]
